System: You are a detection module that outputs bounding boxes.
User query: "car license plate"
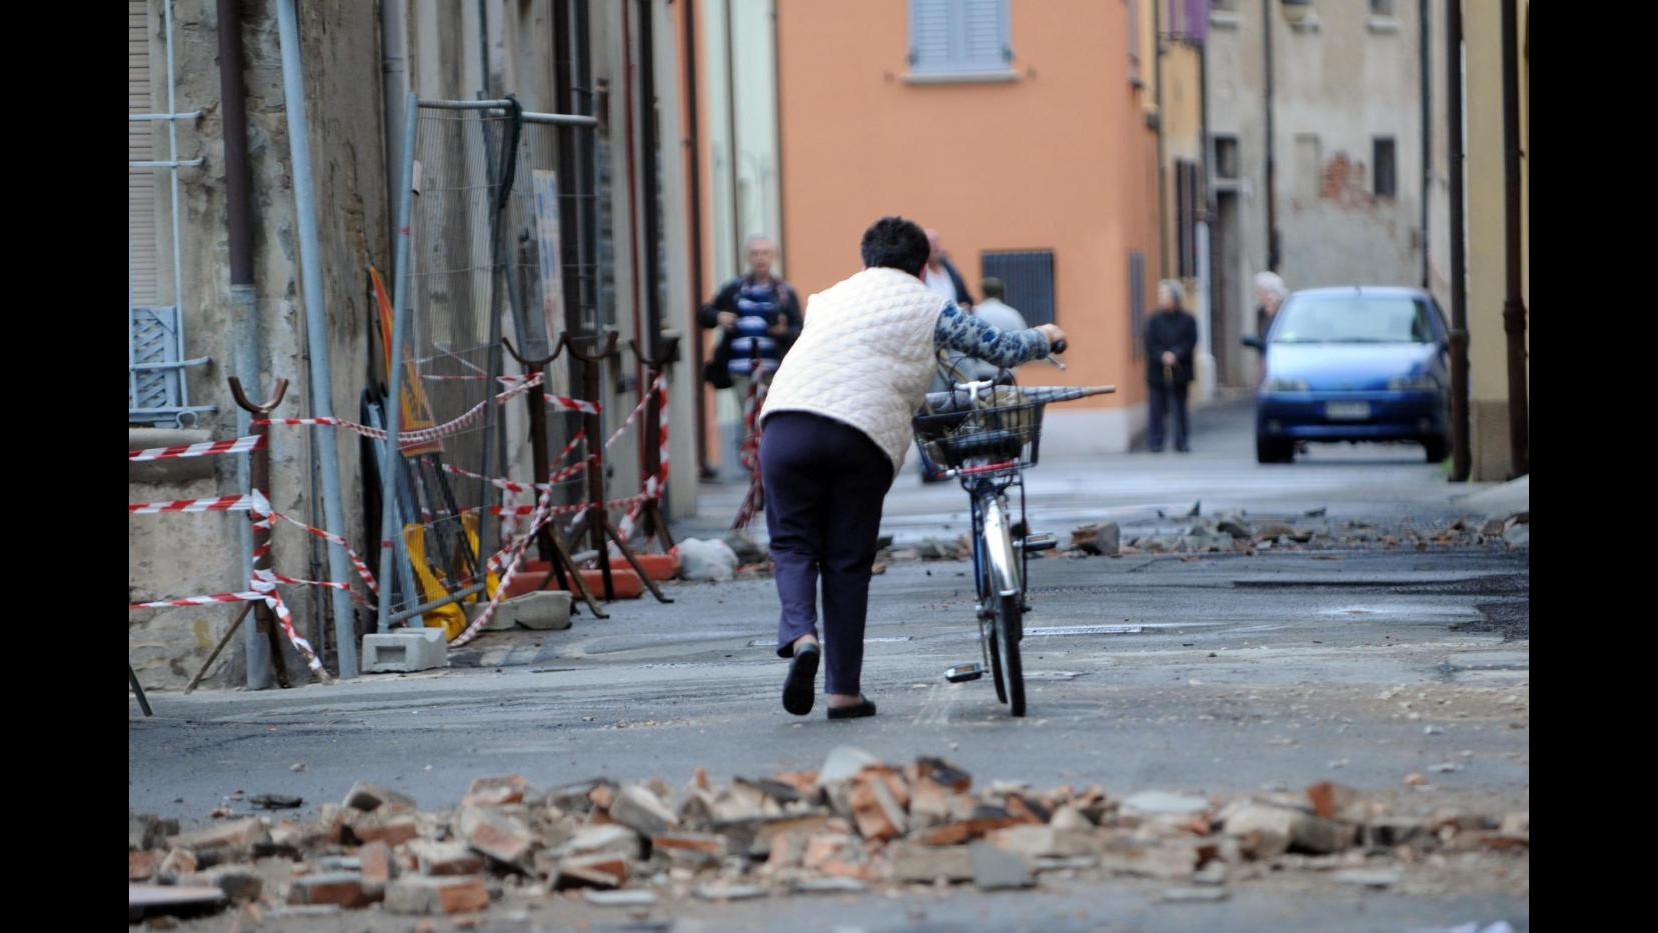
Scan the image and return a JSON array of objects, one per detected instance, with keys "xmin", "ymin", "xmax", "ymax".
[{"xmin": 1326, "ymin": 402, "xmax": 1371, "ymax": 420}]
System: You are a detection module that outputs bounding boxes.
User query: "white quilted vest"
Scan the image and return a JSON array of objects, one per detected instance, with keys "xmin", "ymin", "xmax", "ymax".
[{"xmin": 761, "ymin": 266, "xmax": 948, "ymax": 474}]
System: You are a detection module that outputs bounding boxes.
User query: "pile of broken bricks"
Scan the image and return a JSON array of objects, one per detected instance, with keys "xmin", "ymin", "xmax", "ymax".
[
  {"xmin": 1069, "ymin": 512, "xmax": 1528, "ymax": 559},
  {"xmin": 129, "ymin": 746, "xmax": 1528, "ymax": 922}
]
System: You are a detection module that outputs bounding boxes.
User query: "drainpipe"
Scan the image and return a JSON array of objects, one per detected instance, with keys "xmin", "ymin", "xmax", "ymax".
[
  {"xmin": 1262, "ymin": 0, "xmax": 1279, "ymax": 272},
  {"xmin": 1500, "ymin": 0, "xmax": 1527, "ymax": 477},
  {"xmin": 1153, "ymin": 0, "xmax": 1168, "ymax": 277},
  {"xmin": 217, "ymin": 0, "xmax": 272, "ymax": 689},
  {"xmin": 1446, "ymin": 0, "xmax": 1470, "ymax": 481},
  {"xmin": 1196, "ymin": 30, "xmax": 1216, "ymax": 392},
  {"xmin": 622, "ymin": 1, "xmax": 647, "ymax": 401},
  {"xmin": 770, "ymin": 0, "xmax": 785, "ymax": 277},
  {"xmin": 1419, "ymin": 0, "xmax": 1431, "ymax": 288},
  {"xmin": 381, "ymin": 0, "xmax": 409, "ymax": 233},
  {"xmin": 723, "ymin": 0, "xmax": 741, "ymax": 270},
  {"xmin": 680, "ymin": 0, "xmax": 710, "ymax": 475},
  {"xmin": 275, "ymin": 0, "xmax": 361, "ymax": 679},
  {"xmin": 638, "ymin": 0, "xmax": 664, "ymax": 358},
  {"xmin": 576, "ymin": 0, "xmax": 598, "ymax": 329},
  {"xmin": 552, "ymin": 0, "xmax": 580, "ymax": 338}
]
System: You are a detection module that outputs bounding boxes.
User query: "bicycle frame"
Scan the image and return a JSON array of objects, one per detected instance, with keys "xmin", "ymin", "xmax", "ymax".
[{"xmin": 966, "ymin": 471, "xmax": 1026, "ymax": 601}]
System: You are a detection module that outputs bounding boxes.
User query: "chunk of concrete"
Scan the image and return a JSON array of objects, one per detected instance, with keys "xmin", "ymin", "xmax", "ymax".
[{"xmin": 501, "ymin": 590, "xmax": 573, "ymax": 631}]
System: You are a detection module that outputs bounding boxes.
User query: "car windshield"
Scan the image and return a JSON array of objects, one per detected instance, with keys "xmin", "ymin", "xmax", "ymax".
[{"xmin": 1271, "ymin": 295, "xmax": 1436, "ymax": 344}]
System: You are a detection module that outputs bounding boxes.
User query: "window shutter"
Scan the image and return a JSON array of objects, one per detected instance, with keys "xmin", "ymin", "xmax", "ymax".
[{"xmin": 129, "ymin": 1, "xmax": 158, "ymax": 306}]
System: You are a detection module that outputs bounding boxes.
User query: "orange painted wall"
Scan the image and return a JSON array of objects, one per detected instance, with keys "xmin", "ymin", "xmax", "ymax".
[{"xmin": 775, "ymin": 0, "xmax": 1162, "ymax": 406}]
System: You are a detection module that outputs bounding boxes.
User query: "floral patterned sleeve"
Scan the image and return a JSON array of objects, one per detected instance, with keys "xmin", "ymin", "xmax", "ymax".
[{"xmin": 933, "ymin": 302, "xmax": 1049, "ymax": 368}]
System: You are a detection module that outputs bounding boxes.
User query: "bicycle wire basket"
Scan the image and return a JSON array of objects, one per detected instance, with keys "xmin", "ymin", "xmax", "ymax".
[{"xmin": 912, "ymin": 385, "xmax": 1046, "ymax": 471}]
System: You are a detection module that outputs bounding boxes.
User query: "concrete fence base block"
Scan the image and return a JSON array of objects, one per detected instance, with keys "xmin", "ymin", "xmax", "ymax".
[{"xmin": 362, "ymin": 628, "xmax": 448, "ymax": 673}]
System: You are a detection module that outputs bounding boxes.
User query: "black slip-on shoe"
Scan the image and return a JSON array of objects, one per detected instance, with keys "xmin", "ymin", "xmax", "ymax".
[
  {"xmin": 783, "ymin": 644, "xmax": 820, "ymax": 716},
  {"xmin": 826, "ymin": 696, "xmax": 877, "ymax": 720}
]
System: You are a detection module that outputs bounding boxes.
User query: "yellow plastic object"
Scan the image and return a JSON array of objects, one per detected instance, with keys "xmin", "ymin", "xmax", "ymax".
[{"xmin": 402, "ymin": 513, "xmax": 501, "ymax": 641}]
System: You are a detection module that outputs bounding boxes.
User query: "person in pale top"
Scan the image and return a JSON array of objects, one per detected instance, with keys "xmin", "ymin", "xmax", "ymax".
[{"xmin": 760, "ymin": 217, "xmax": 1065, "ymax": 720}]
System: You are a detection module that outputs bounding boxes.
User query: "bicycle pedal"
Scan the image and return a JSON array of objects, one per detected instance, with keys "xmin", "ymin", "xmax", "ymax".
[
  {"xmin": 1017, "ymin": 532, "xmax": 1058, "ymax": 552},
  {"xmin": 945, "ymin": 663, "xmax": 985, "ymax": 683}
]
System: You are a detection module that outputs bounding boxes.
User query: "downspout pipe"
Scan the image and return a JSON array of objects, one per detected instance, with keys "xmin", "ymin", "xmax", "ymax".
[
  {"xmin": 381, "ymin": 0, "xmax": 409, "ymax": 234},
  {"xmin": 638, "ymin": 0, "xmax": 664, "ymax": 359},
  {"xmin": 1262, "ymin": 0, "xmax": 1279, "ymax": 272},
  {"xmin": 681, "ymin": 0, "xmax": 710, "ymax": 475},
  {"xmin": 275, "ymin": 0, "xmax": 361, "ymax": 679},
  {"xmin": 1153, "ymin": 0, "xmax": 1168, "ymax": 277},
  {"xmin": 217, "ymin": 0, "xmax": 272, "ymax": 689},
  {"xmin": 622, "ymin": 1, "xmax": 647, "ymax": 402},
  {"xmin": 723, "ymin": 0, "xmax": 740, "ymax": 271},
  {"xmin": 1500, "ymin": 0, "xmax": 1527, "ymax": 476},
  {"xmin": 1197, "ymin": 32, "xmax": 1215, "ymax": 390},
  {"xmin": 576, "ymin": 0, "xmax": 598, "ymax": 328},
  {"xmin": 1420, "ymin": 0, "xmax": 1431, "ymax": 288},
  {"xmin": 1447, "ymin": 0, "xmax": 1471, "ymax": 481}
]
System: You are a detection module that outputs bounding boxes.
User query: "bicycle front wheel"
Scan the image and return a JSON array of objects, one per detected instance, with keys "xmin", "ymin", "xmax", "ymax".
[
  {"xmin": 993, "ymin": 592, "xmax": 1025, "ymax": 717},
  {"xmin": 987, "ymin": 617, "xmax": 1007, "ymax": 704}
]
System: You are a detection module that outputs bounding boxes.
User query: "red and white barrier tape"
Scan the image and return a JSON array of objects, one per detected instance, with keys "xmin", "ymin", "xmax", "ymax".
[
  {"xmin": 731, "ymin": 376, "xmax": 769, "ymax": 531},
  {"xmin": 251, "ymin": 570, "xmax": 328, "ymax": 676},
  {"xmin": 129, "ymin": 571, "xmax": 329, "ymax": 679},
  {"xmin": 129, "ymin": 435, "xmax": 264, "ymax": 462},
  {"xmin": 449, "ymin": 480, "xmax": 560, "ymax": 648},
  {"xmin": 441, "ymin": 455, "xmax": 592, "ymax": 496},
  {"xmin": 546, "ymin": 394, "xmax": 602, "ymax": 415},
  {"xmin": 131, "ymin": 591, "xmax": 264, "ymax": 609},
  {"xmin": 255, "ymin": 372, "xmax": 542, "ymax": 444},
  {"xmin": 495, "ymin": 375, "xmax": 603, "ymax": 414},
  {"xmin": 603, "ymin": 374, "xmax": 668, "ymax": 450},
  {"xmin": 130, "ymin": 494, "xmax": 255, "ymax": 515},
  {"xmin": 618, "ymin": 376, "xmax": 672, "ymax": 540},
  {"xmin": 264, "ymin": 571, "xmax": 373, "ymax": 608},
  {"xmin": 555, "ymin": 429, "xmax": 587, "ymax": 465},
  {"xmin": 488, "ymin": 489, "xmax": 653, "ymax": 519},
  {"xmin": 251, "ymin": 491, "xmax": 380, "ymax": 598}
]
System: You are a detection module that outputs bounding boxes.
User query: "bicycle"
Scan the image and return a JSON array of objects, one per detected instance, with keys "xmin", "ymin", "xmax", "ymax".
[{"xmin": 911, "ymin": 345, "xmax": 1115, "ymax": 717}]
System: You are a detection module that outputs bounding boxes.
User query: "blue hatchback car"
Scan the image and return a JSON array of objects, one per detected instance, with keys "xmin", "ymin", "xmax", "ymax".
[{"xmin": 1244, "ymin": 286, "xmax": 1450, "ymax": 464}]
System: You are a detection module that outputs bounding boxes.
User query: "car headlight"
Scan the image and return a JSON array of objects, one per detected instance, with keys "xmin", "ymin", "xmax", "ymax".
[
  {"xmin": 1262, "ymin": 377, "xmax": 1310, "ymax": 393},
  {"xmin": 1387, "ymin": 376, "xmax": 1439, "ymax": 391}
]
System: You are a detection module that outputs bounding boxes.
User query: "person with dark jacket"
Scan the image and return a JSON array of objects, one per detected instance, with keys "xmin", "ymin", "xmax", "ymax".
[
  {"xmin": 922, "ymin": 228, "xmax": 974, "ymax": 308},
  {"xmin": 1144, "ymin": 279, "xmax": 1199, "ymax": 453},
  {"xmin": 699, "ymin": 235, "xmax": 802, "ymax": 477},
  {"xmin": 698, "ymin": 235, "xmax": 802, "ymax": 388}
]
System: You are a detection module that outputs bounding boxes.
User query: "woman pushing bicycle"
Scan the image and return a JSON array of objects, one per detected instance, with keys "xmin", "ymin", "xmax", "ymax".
[{"xmin": 759, "ymin": 216, "xmax": 1067, "ymax": 720}]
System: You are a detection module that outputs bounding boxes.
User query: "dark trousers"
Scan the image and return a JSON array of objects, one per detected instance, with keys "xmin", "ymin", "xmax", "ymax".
[
  {"xmin": 1147, "ymin": 379, "xmax": 1191, "ymax": 450},
  {"xmin": 761, "ymin": 411, "xmax": 894, "ymax": 696}
]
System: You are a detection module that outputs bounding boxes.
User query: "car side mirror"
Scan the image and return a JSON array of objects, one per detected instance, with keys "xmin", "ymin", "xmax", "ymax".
[{"xmin": 1242, "ymin": 336, "xmax": 1266, "ymax": 351}]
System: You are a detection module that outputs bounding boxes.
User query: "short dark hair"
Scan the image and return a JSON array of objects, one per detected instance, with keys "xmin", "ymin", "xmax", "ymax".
[
  {"xmin": 980, "ymin": 277, "xmax": 1005, "ymax": 300},
  {"xmin": 860, "ymin": 216, "xmax": 930, "ymax": 277}
]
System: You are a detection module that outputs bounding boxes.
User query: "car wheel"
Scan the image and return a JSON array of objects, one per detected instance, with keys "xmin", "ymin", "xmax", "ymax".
[
  {"xmin": 1256, "ymin": 435, "xmax": 1293, "ymax": 464},
  {"xmin": 1422, "ymin": 436, "xmax": 1449, "ymax": 463}
]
